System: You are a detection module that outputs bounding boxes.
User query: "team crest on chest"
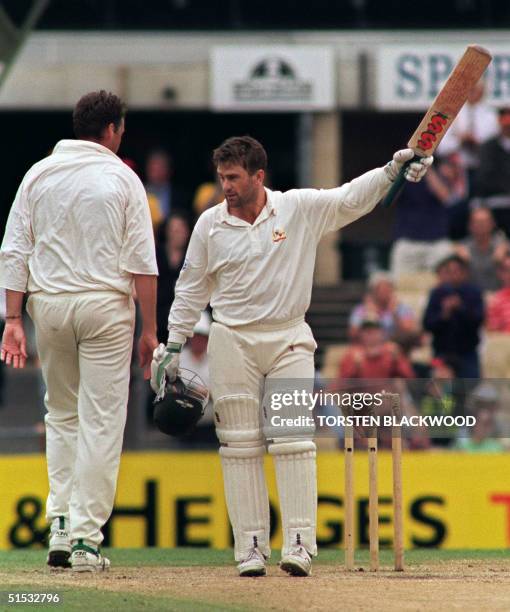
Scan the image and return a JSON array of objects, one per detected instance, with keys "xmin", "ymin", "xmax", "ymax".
[{"xmin": 272, "ymin": 227, "xmax": 287, "ymax": 243}]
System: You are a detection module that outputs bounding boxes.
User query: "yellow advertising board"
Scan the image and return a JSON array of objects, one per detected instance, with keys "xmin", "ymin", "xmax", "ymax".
[{"xmin": 1, "ymin": 451, "xmax": 510, "ymax": 550}]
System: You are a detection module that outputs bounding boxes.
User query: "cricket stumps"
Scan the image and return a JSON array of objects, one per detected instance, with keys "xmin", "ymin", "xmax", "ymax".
[{"xmin": 343, "ymin": 392, "xmax": 404, "ymax": 572}]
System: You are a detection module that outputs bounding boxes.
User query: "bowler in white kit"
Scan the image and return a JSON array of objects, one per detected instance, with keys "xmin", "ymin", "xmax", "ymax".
[
  {"xmin": 151, "ymin": 135, "xmax": 432, "ymax": 576},
  {"xmin": 0, "ymin": 91, "xmax": 158, "ymax": 572}
]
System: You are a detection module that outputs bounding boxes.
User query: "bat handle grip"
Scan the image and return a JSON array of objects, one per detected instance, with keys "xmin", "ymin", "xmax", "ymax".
[{"xmin": 381, "ymin": 154, "xmax": 421, "ymax": 208}]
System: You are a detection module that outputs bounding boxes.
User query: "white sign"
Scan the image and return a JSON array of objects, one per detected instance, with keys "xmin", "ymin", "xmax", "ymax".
[
  {"xmin": 210, "ymin": 46, "xmax": 334, "ymax": 111},
  {"xmin": 376, "ymin": 45, "xmax": 510, "ymax": 110}
]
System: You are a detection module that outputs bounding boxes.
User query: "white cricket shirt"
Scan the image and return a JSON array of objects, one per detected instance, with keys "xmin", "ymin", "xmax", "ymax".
[
  {"xmin": 168, "ymin": 167, "xmax": 391, "ymax": 343},
  {"xmin": 0, "ymin": 140, "xmax": 157, "ymax": 295}
]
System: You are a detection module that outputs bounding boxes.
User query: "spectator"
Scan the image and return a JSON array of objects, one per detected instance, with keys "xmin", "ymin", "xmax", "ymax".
[
  {"xmin": 193, "ymin": 178, "xmax": 223, "ymax": 216},
  {"xmin": 144, "ymin": 150, "xmax": 187, "ymax": 228},
  {"xmin": 333, "ymin": 319, "xmax": 429, "ymax": 449},
  {"xmin": 440, "ymin": 152, "xmax": 471, "ymax": 240},
  {"xmin": 423, "ymin": 254, "xmax": 484, "ymax": 378},
  {"xmin": 472, "ymin": 106, "xmax": 510, "ymax": 236},
  {"xmin": 456, "ymin": 207, "xmax": 509, "ymax": 291},
  {"xmin": 339, "ymin": 318, "xmax": 415, "ymax": 380},
  {"xmin": 455, "ymin": 383, "xmax": 504, "ymax": 452},
  {"xmin": 411, "ymin": 357, "xmax": 461, "ymax": 448},
  {"xmin": 192, "ymin": 161, "xmax": 224, "ymax": 216},
  {"xmin": 486, "ymin": 255, "xmax": 510, "ymax": 332},
  {"xmin": 438, "ymin": 79, "xmax": 498, "ymax": 189},
  {"xmin": 349, "ymin": 271, "xmax": 420, "ymax": 353},
  {"xmin": 454, "ymin": 407, "xmax": 504, "ymax": 452},
  {"xmin": 390, "ymin": 157, "xmax": 463, "ymax": 277},
  {"xmin": 155, "ymin": 211, "xmax": 191, "ymax": 342}
]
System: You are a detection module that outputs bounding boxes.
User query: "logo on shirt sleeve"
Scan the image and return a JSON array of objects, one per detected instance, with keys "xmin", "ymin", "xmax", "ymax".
[{"xmin": 272, "ymin": 227, "xmax": 287, "ymax": 243}]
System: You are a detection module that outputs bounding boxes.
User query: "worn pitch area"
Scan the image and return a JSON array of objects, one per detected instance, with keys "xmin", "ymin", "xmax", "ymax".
[{"xmin": 0, "ymin": 549, "xmax": 508, "ymax": 611}]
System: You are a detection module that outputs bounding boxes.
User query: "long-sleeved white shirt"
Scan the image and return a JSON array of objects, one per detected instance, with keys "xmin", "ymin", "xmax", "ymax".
[
  {"xmin": 0, "ymin": 139, "xmax": 157, "ymax": 295},
  {"xmin": 168, "ymin": 167, "xmax": 391, "ymax": 343}
]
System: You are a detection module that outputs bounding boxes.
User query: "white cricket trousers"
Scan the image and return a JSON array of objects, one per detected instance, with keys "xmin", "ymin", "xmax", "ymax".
[
  {"xmin": 27, "ymin": 290, "xmax": 135, "ymax": 546},
  {"xmin": 208, "ymin": 317, "xmax": 318, "ymax": 560}
]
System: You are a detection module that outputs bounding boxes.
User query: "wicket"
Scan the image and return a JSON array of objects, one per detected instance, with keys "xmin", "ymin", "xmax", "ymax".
[{"xmin": 344, "ymin": 392, "xmax": 404, "ymax": 571}]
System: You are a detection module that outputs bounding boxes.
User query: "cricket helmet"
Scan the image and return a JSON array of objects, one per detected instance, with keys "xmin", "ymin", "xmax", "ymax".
[{"xmin": 153, "ymin": 369, "xmax": 209, "ymax": 437}]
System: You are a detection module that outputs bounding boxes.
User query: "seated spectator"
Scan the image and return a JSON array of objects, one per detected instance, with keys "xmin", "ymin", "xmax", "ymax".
[
  {"xmin": 156, "ymin": 211, "xmax": 191, "ymax": 342},
  {"xmin": 339, "ymin": 318, "xmax": 415, "ymax": 380},
  {"xmin": 487, "ymin": 255, "xmax": 510, "ymax": 332},
  {"xmin": 472, "ymin": 106, "xmax": 510, "ymax": 236},
  {"xmin": 144, "ymin": 150, "xmax": 188, "ymax": 228},
  {"xmin": 423, "ymin": 254, "xmax": 484, "ymax": 378},
  {"xmin": 349, "ymin": 271, "xmax": 420, "ymax": 353},
  {"xmin": 410, "ymin": 357, "xmax": 462, "ymax": 448},
  {"xmin": 456, "ymin": 207, "xmax": 509, "ymax": 291},
  {"xmin": 454, "ymin": 383, "xmax": 504, "ymax": 452},
  {"xmin": 334, "ymin": 322, "xmax": 427, "ymax": 449},
  {"xmin": 390, "ymin": 156, "xmax": 465, "ymax": 277}
]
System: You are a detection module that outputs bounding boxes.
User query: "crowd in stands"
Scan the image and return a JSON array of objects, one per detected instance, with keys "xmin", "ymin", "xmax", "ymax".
[{"xmin": 321, "ymin": 249, "xmax": 510, "ymax": 451}]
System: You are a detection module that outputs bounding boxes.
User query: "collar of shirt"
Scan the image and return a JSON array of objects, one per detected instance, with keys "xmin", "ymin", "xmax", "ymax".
[
  {"xmin": 52, "ymin": 139, "xmax": 121, "ymax": 159},
  {"xmin": 217, "ymin": 187, "xmax": 277, "ymax": 227}
]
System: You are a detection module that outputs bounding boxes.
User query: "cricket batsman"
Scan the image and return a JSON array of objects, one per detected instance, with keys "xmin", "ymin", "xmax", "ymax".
[{"xmin": 151, "ymin": 136, "xmax": 432, "ymax": 577}]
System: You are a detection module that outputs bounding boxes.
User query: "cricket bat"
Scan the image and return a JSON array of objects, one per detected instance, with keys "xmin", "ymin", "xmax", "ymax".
[{"xmin": 382, "ymin": 44, "xmax": 492, "ymax": 208}]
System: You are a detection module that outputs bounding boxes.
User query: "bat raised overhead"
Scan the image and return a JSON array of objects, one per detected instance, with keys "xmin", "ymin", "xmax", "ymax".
[{"xmin": 382, "ymin": 44, "xmax": 492, "ymax": 208}]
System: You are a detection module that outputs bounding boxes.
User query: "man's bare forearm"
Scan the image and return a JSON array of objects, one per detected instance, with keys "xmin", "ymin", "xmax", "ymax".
[{"xmin": 133, "ymin": 275, "xmax": 157, "ymax": 333}]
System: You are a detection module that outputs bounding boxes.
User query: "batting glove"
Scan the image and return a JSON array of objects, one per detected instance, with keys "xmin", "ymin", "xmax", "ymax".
[
  {"xmin": 385, "ymin": 148, "xmax": 433, "ymax": 183},
  {"xmin": 150, "ymin": 342, "xmax": 182, "ymax": 395}
]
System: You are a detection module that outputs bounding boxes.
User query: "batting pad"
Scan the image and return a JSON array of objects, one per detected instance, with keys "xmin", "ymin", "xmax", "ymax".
[
  {"xmin": 220, "ymin": 444, "xmax": 270, "ymax": 561},
  {"xmin": 215, "ymin": 395, "xmax": 270, "ymax": 561},
  {"xmin": 269, "ymin": 439, "xmax": 317, "ymax": 556},
  {"xmin": 214, "ymin": 394, "xmax": 263, "ymax": 445}
]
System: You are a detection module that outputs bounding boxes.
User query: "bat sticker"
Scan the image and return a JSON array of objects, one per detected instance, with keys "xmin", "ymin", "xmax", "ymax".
[{"xmin": 417, "ymin": 112, "xmax": 449, "ymax": 151}]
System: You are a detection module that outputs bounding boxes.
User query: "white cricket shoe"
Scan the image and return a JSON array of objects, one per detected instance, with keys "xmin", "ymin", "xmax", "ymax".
[
  {"xmin": 280, "ymin": 545, "xmax": 312, "ymax": 577},
  {"xmin": 47, "ymin": 516, "xmax": 71, "ymax": 569},
  {"xmin": 71, "ymin": 541, "xmax": 110, "ymax": 573},
  {"xmin": 237, "ymin": 545, "xmax": 267, "ymax": 577}
]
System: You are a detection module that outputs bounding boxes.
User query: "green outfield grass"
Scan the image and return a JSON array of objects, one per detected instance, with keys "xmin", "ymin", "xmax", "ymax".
[
  {"xmin": 0, "ymin": 547, "xmax": 508, "ymax": 569},
  {"xmin": 0, "ymin": 586, "xmax": 238, "ymax": 612}
]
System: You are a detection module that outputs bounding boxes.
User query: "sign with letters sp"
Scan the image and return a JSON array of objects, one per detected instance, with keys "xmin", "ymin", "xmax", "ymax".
[{"xmin": 376, "ymin": 45, "xmax": 510, "ymax": 110}]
